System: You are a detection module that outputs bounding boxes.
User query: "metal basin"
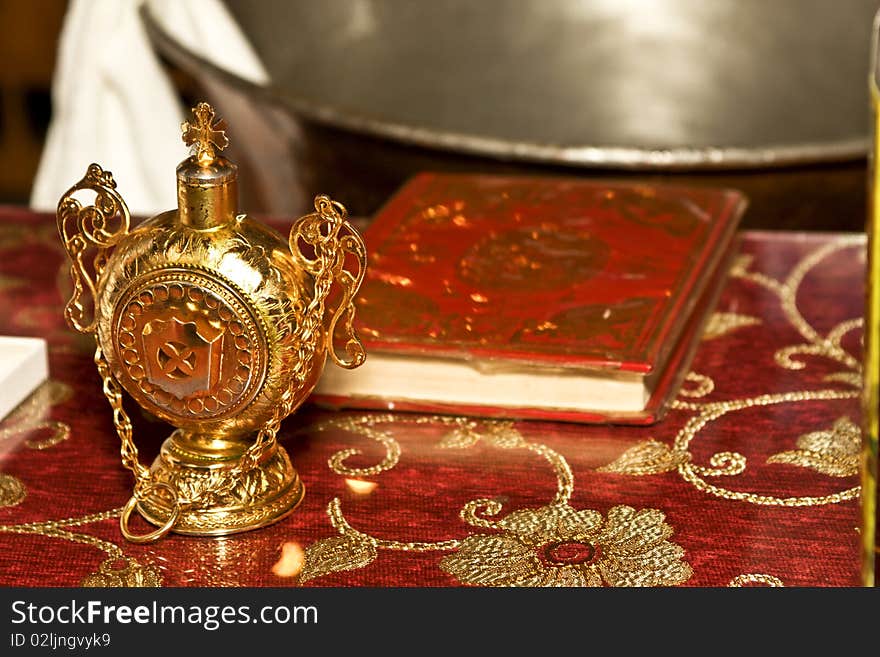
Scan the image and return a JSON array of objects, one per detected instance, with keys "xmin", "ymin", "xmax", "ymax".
[{"xmin": 143, "ymin": 0, "xmax": 878, "ymax": 228}]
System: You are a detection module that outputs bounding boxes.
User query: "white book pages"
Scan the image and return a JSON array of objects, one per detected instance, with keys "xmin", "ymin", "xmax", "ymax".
[
  {"xmin": 0, "ymin": 337, "xmax": 49, "ymax": 421},
  {"xmin": 315, "ymin": 352, "xmax": 650, "ymax": 414}
]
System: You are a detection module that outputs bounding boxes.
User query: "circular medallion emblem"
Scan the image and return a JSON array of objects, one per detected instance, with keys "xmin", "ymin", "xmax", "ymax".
[{"xmin": 110, "ymin": 269, "xmax": 268, "ymax": 422}]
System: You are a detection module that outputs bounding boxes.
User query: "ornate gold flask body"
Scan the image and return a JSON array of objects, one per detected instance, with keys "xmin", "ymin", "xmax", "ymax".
[{"xmin": 56, "ymin": 103, "xmax": 366, "ymax": 541}]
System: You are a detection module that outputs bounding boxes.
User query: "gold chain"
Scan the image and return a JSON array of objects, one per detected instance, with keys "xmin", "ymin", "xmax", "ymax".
[{"xmin": 94, "ymin": 345, "xmax": 150, "ymax": 486}]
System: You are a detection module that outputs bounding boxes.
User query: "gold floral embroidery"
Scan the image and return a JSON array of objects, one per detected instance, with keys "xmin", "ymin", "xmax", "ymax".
[
  {"xmin": 731, "ymin": 238, "xmax": 862, "ymax": 373},
  {"xmin": 597, "ymin": 439, "xmax": 689, "ymax": 476},
  {"xmin": 0, "ymin": 380, "xmax": 72, "ymax": 449},
  {"xmin": 0, "ymin": 473, "xmax": 26, "ymax": 507},
  {"xmin": 301, "ymin": 414, "xmax": 402, "ymax": 477},
  {"xmin": 306, "ymin": 239, "xmax": 866, "ymax": 586},
  {"xmin": 701, "ymin": 312, "xmax": 761, "ymax": 340},
  {"xmin": 677, "ymin": 372, "xmax": 715, "ymax": 398},
  {"xmin": 438, "ymin": 421, "xmax": 482, "ymax": 449},
  {"xmin": 439, "ymin": 420, "xmax": 530, "ymax": 450},
  {"xmin": 0, "ymin": 234, "xmax": 856, "ymax": 587},
  {"xmin": 0, "ymin": 382, "xmax": 73, "ymax": 517},
  {"xmin": 729, "ymin": 253, "xmax": 755, "ymax": 277},
  {"xmin": 300, "ymin": 534, "xmax": 378, "ymax": 583},
  {"xmin": 823, "ymin": 372, "xmax": 862, "ymax": 388},
  {"xmin": 439, "ymin": 504, "xmax": 692, "ymax": 587},
  {"xmin": 728, "ymin": 574, "xmax": 784, "ymax": 587},
  {"xmin": 81, "ymin": 557, "xmax": 161, "ymax": 587},
  {"xmin": 767, "ymin": 417, "xmax": 860, "ymax": 477},
  {"xmin": 666, "ymin": 237, "xmax": 864, "ymax": 507},
  {"xmin": 481, "ymin": 421, "xmax": 528, "ymax": 449},
  {"xmin": 0, "ymin": 508, "xmax": 162, "ymax": 586},
  {"xmin": 300, "ymin": 419, "xmax": 577, "ymax": 582},
  {"xmin": 327, "ymin": 497, "xmax": 461, "ymax": 553},
  {"xmin": 674, "ymin": 390, "xmax": 860, "ymax": 505}
]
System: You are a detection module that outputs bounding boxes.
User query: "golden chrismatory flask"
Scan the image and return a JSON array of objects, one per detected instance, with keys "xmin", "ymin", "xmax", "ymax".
[{"xmin": 56, "ymin": 102, "xmax": 367, "ymax": 542}]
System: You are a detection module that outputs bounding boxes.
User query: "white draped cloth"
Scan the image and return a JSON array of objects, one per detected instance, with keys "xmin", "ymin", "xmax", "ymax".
[{"xmin": 29, "ymin": 0, "xmax": 269, "ymax": 217}]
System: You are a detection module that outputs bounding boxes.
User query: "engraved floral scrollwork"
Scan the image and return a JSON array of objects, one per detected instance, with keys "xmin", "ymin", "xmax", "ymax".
[
  {"xmin": 288, "ymin": 194, "xmax": 366, "ymax": 369},
  {"xmin": 146, "ymin": 447, "xmax": 291, "ymax": 509},
  {"xmin": 56, "ymin": 163, "xmax": 131, "ymax": 333}
]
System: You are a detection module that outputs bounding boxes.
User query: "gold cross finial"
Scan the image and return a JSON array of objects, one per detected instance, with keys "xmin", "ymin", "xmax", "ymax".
[{"xmin": 181, "ymin": 102, "xmax": 229, "ymax": 166}]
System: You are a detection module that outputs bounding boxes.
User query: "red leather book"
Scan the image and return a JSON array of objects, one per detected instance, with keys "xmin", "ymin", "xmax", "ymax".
[{"xmin": 313, "ymin": 172, "xmax": 746, "ymax": 424}]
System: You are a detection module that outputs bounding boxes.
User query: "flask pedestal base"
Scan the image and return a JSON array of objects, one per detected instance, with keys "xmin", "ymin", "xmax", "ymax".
[{"xmin": 136, "ymin": 430, "xmax": 305, "ymax": 536}]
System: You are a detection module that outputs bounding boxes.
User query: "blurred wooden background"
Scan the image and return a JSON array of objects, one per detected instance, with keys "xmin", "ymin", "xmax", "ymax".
[{"xmin": 0, "ymin": 0, "xmax": 67, "ymax": 205}]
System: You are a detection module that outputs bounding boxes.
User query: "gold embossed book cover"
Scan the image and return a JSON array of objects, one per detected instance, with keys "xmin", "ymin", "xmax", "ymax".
[{"xmin": 313, "ymin": 172, "xmax": 746, "ymax": 424}]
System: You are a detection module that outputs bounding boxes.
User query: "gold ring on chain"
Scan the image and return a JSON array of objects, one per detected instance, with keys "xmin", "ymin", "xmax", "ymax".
[{"xmin": 119, "ymin": 482, "xmax": 180, "ymax": 543}]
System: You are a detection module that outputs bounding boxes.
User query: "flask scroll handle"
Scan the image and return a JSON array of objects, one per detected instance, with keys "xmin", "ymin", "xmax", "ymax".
[
  {"xmin": 56, "ymin": 163, "xmax": 131, "ymax": 333},
  {"xmin": 289, "ymin": 194, "xmax": 367, "ymax": 369},
  {"xmin": 58, "ymin": 166, "xmax": 179, "ymax": 543}
]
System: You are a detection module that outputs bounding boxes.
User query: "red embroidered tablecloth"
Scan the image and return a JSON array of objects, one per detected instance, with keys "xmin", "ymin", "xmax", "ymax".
[{"xmin": 0, "ymin": 207, "xmax": 865, "ymax": 587}]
